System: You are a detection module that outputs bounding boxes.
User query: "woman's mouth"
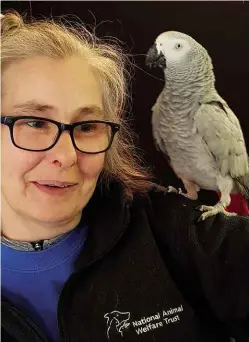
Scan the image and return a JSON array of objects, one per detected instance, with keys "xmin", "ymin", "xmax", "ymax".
[{"xmin": 32, "ymin": 181, "xmax": 77, "ymax": 195}]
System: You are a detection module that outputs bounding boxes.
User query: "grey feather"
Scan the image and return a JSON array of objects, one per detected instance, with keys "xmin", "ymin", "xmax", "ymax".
[
  {"xmin": 151, "ymin": 91, "xmax": 171, "ymax": 164},
  {"xmin": 195, "ymin": 91, "xmax": 249, "ymax": 179}
]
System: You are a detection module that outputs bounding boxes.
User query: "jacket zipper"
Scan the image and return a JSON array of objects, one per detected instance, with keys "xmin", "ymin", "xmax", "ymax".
[{"xmin": 57, "ymin": 203, "xmax": 131, "ymax": 342}]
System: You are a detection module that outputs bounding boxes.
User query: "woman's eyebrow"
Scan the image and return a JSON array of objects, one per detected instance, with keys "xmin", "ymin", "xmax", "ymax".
[
  {"xmin": 12, "ymin": 101, "xmax": 105, "ymax": 118},
  {"xmin": 13, "ymin": 100, "xmax": 54, "ymax": 113},
  {"xmin": 76, "ymin": 106, "xmax": 105, "ymax": 118}
]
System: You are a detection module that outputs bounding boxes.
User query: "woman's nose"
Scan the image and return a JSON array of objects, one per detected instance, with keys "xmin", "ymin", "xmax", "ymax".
[{"xmin": 47, "ymin": 131, "xmax": 78, "ymax": 168}]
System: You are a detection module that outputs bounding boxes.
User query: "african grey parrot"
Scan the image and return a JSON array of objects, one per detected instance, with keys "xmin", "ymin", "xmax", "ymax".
[{"xmin": 145, "ymin": 31, "xmax": 249, "ymax": 221}]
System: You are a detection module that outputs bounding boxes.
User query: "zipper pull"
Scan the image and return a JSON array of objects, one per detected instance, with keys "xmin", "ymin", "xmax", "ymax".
[{"xmin": 31, "ymin": 240, "xmax": 44, "ymax": 251}]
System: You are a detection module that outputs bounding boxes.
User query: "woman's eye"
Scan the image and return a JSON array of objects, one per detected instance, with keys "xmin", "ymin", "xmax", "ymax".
[
  {"xmin": 26, "ymin": 120, "xmax": 46, "ymax": 128},
  {"xmin": 80, "ymin": 124, "xmax": 95, "ymax": 132}
]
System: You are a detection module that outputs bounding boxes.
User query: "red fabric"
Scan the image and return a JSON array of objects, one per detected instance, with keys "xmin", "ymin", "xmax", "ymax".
[{"xmin": 217, "ymin": 192, "xmax": 249, "ymax": 215}]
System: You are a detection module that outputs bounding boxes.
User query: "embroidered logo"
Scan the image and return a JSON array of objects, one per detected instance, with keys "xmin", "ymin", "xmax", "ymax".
[
  {"xmin": 104, "ymin": 310, "xmax": 131, "ymax": 339},
  {"xmin": 104, "ymin": 305, "xmax": 184, "ymax": 339}
]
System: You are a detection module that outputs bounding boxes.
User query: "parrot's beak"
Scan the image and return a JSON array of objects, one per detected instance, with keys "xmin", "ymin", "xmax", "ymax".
[{"xmin": 146, "ymin": 43, "xmax": 166, "ymax": 69}]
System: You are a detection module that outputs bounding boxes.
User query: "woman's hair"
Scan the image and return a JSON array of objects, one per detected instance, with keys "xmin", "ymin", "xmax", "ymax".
[{"xmin": 1, "ymin": 10, "xmax": 154, "ymax": 199}]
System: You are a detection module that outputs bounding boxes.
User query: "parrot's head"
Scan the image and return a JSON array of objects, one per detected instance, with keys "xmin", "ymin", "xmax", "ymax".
[{"xmin": 146, "ymin": 31, "xmax": 211, "ymax": 75}]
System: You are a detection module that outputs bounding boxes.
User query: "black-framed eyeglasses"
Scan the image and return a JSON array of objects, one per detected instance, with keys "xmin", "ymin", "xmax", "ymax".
[{"xmin": 1, "ymin": 116, "xmax": 120, "ymax": 154}]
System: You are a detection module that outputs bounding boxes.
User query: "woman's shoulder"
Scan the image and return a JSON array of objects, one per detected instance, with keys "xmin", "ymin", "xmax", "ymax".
[
  {"xmin": 133, "ymin": 183, "xmax": 202, "ymax": 218},
  {"xmin": 132, "ymin": 183, "xmax": 249, "ymax": 237}
]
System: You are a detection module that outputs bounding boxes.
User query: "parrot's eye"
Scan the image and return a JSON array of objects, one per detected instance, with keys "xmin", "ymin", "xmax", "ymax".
[{"xmin": 174, "ymin": 43, "xmax": 182, "ymax": 50}]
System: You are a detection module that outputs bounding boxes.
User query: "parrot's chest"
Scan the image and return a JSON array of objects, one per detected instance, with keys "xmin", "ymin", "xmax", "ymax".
[
  {"xmin": 162, "ymin": 123, "xmax": 206, "ymax": 161},
  {"xmin": 159, "ymin": 115, "xmax": 219, "ymax": 190},
  {"xmin": 159, "ymin": 114, "xmax": 200, "ymax": 153}
]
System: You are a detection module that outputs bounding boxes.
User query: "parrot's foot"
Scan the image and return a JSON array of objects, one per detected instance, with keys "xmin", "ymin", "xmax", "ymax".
[
  {"xmin": 165, "ymin": 186, "xmax": 183, "ymax": 195},
  {"xmin": 165, "ymin": 186, "xmax": 199, "ymax": 200},
  {"xmin": 197, "ymin": 205, "xmax": 237, "ymax": 222},
  {"xmin": 180, "ymin": 192, "xmax": 198, "ymax": 200}
]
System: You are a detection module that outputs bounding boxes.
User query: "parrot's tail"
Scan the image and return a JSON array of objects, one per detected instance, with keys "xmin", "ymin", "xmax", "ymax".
[
  {"xmin": 218, "ymin": 174, "xmax": 249, "ymax": 215},
  {"xmin": 217, "ymin": 191, "xmax": 249, "ymax": 216},
  {"xmin": 235, "ymin": 174, "xmax": 249, "ymax": 199}
]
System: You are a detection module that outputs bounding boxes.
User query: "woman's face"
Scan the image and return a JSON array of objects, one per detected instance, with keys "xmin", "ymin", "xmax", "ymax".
[{"xmin": 1, "ymin": 56, "xmax": 105, "ymax": 228}]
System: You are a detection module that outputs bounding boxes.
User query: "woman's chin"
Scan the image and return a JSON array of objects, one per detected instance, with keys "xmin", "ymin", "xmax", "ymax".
[{"xmin": 32, "ymin": 205, "xmax": 83, "ymax": 228}]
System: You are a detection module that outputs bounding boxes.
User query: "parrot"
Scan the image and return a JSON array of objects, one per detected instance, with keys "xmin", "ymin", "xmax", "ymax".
[{"xmin": 145, "ymin": 30, "xmax": 249, "ymax": 221}]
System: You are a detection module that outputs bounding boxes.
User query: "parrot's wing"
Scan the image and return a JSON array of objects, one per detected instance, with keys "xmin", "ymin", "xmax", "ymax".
[{"xmin": 194, "ymin": 99, "xmax": 249, "ymax": 178}]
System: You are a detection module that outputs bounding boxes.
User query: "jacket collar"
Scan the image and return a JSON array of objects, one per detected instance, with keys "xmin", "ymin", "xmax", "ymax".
[{"xmin": 75, "ymin": 180, "xmax": 131, "ymax": 270}]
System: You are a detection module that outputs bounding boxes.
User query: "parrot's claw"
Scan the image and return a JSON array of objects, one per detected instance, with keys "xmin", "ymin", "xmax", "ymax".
[
  {"xmin": 165, "ymin": 186, "xmax": 182, "ymax": 195},
  {"xmin": 197, "ymin": 205, "xmax": 237, "ymax": 222}
]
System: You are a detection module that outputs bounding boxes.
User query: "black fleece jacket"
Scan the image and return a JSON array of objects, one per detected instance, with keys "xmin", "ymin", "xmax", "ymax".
[{"xmin": 2, "ymin": 181, "xmax": 249, "ymax": 342}]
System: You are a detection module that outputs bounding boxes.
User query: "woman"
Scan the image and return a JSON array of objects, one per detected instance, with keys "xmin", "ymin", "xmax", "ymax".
[{"xmin": 1, "ymin": 11, "xmax": 249, "ymax": 342}]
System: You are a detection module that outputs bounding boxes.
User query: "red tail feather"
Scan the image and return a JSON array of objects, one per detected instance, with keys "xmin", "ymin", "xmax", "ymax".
[{"xmin": 217, "ymin": 192, "xmax": 249, "ymax": 215}]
